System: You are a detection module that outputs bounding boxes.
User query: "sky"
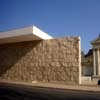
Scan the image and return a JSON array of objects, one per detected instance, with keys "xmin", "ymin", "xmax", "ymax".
[{"xmin": 0, "ymin": 0, "xmax": 100, "ymax": 53}]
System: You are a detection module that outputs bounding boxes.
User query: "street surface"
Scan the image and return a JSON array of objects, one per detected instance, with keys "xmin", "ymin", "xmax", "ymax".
[{"xmin": 0, "ymin": 83, "xmax": 100, "ymax": 100}]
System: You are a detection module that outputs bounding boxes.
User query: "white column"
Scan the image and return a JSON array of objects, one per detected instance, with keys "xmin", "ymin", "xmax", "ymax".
[
  {"xmin": 93, "ymin": 49, "xmax": 96, "ymax": 75},
  {"xmin": 97, "ymin": 48, "xmax": 100, "ymax": 75}
]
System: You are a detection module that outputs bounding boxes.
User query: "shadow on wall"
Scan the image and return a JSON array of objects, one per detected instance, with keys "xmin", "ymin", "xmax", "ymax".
[{"xmin": 0, "ymin": 40, "xmax": 42, "ymax": 77}]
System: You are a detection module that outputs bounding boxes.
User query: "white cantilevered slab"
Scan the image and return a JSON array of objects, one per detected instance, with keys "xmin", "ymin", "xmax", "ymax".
[
  {"xmin": 0, "ymin": 25, "xmax": 53, "ymax": 44},
  {"xmin": 33, "ymin": 26, "xmax": 53, "ymax": 40}
]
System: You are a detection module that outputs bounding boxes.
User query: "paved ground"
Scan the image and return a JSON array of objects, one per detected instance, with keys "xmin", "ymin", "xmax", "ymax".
[
  {"xmin": 0, "ymin": 82, "xmax": 100, "ymax": 100},
  {"xmin": 0, "ymin": 80, "xmax": 100, "ymax": 92}
]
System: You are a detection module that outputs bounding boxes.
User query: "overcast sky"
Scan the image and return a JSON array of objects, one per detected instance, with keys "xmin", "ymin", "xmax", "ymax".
[{"xmin": 0, "ymin": 0, "xmax": 100, "ymax": 53}]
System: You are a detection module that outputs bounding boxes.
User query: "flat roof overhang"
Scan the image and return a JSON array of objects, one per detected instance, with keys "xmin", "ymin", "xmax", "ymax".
[{"xmin": 0, "ymin": 25, "xmax": 53, "ymax": 45}]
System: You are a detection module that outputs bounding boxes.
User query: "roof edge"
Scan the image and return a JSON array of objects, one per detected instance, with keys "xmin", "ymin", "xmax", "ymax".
[{"xmin": 33, "ymin": 26, "xmax": 53, "ymax": 40}]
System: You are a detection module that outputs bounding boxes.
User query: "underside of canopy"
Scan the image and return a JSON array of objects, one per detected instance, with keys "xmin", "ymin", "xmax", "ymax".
[{"xmin": 0, "ymin": 25, "xmax": 53, "ymax": 44}]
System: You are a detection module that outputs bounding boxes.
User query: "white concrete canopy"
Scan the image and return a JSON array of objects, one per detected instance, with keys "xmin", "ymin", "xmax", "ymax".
[{"xmin": 0, "ymin": 25, "xmax": 53, "ymax": 44}]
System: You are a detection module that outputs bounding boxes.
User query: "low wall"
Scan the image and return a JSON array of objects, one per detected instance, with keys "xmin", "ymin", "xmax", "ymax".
[{"xmin": 0, "ymin": 37, "xmax": 80, "ymax": 84}]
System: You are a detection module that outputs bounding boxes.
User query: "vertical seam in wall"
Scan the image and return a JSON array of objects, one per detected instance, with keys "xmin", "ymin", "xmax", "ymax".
[{"xmin": 79, "ymin": 37, "xmax": 81, "ymax": 84}]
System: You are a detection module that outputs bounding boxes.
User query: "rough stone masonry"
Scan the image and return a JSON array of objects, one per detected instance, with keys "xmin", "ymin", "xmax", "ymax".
[{"xmin": 0, "ymin": 37, "xmax": 81, "ymax": 84}]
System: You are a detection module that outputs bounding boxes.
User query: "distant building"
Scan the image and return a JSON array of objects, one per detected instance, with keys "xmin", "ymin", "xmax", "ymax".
[
  {"xmin": 91, "ymin": 36, "xmax": 100, "ymax": 81},
  {"xmin": 81, "ymin": 49, "xmax": 93, "ymax": 76},
  {"xmin": 82, "ymin": 35, "xmax": 100, "ymax": 84}
]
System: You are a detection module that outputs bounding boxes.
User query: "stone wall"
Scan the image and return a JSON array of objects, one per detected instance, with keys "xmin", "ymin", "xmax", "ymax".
[{"xmin": 0, "ymin": 37, "xmax": 80, "ymax": 84}]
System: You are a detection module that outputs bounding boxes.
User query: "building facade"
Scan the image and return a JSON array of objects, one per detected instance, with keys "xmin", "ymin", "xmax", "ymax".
[
  {"xmin": 91, "ymin": 36, "xmax": 100, "ymax": 81},
  {"xmin": 81, "ymin": 49, "xmax": 93, "ymax": 76},
  {"xmin": 0, "ymin": 26, "xmax": 81, "ymax": 85},
  {"xmin": 81, "ymin": 36, "xmax": 100, "ymax": 84}
]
